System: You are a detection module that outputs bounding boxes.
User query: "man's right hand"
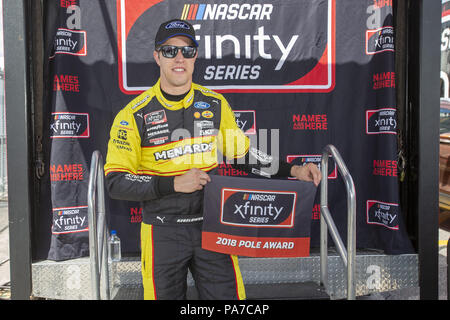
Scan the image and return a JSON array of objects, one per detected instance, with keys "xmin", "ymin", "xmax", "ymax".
[{"xmin": 174, "ymin": 168, "xmax": 211, "ymax": 193}]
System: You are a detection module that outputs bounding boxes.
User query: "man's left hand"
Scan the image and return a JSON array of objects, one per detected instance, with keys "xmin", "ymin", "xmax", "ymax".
[{"xmin": 290, "ymin": 163, "xmax": 322, "ymax": 187}]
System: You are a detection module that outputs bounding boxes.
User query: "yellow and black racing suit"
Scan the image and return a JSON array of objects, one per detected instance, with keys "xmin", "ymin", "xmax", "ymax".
[{"xmin": 104, "ymin": 79, "xmax": 292, "ymax": 299}]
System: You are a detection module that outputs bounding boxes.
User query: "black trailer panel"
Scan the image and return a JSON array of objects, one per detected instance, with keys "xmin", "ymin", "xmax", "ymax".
[
  {"xmin": 406, "ymin": 0, "xmax": 440, "ymax": 299},
  {"xmin": 3, "ymin": 0, "xmax": 32, "ymax": 300}
]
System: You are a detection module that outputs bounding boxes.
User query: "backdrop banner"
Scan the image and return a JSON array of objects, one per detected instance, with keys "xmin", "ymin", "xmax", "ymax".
[
  {"xmin": 202, "ymin": 175, "xmax": 317, "ymax": 257},
  {"xmin": 36, "ymin": 0, "xmax": 414, "ymax": 261}
]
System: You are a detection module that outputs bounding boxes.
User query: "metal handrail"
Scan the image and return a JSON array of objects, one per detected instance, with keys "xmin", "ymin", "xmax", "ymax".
[
  {"xmin": 87, "ymin": 150, "xmax": 110, "ymax": 300},
  {"xmin": 320, "ymin": 144, "xmax": 356, "ymax": 300}
]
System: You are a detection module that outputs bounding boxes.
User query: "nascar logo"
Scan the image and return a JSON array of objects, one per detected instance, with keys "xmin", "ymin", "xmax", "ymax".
[
  {"xmin": 181, "ymin": 3, "xmax": 273, "ymax": 21},
  {"xmin": 54, "ymin": 113, "xmax": 76, "ymax": 120},
  {"xmin": 243, "ymin": 193, "xmax": 276, "ymax": 201}
]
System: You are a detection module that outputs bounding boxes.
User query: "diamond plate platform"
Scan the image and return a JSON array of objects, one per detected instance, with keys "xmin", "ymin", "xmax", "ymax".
[{"xmin": 31, "ymin": 252, "xmax": 418, "ymax": 300}]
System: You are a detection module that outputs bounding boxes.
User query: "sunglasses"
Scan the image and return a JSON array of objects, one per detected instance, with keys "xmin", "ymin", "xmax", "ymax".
[{"xmin": 157, "ymin": 45, "xmax": 197, "ymax": 59}]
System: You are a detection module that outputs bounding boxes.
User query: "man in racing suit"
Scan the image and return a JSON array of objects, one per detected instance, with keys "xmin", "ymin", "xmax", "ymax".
[{"xmin": 104, "ymin": 19, "xmax": 322, "ymax": 300}]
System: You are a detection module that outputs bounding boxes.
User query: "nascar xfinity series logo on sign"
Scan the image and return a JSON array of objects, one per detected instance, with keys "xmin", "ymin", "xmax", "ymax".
[
  {"xmin": 201, "ymin": 175, "xmax": 315, "ymax": 258},
  {"xmin": 117, "ymin": 0, "xmax": 335, "ymax": 93},
  {"xmin": 220, "ymin": 188, "xmax": 297, "ymax": 228},
  {"xmin": 50, "ymin": 112, "xmax": 90, "ymax": 138},
  {"xmin": 52, "ymin": 205, "xmax": 88, "ymax": 235},
  {"xmin": 366, "ymin": 108, "xmax": 397, "ymax": 135},
  {"xmin": 366, "ymin": 200, "xmax": 399, "ymax": 230},
  {"xmin": 366, "ymin": 26, "xmax": 394, "ymax": 55},
  {"xmin": 51, "ymin": 28, "xmax": 87, "ymax": 57}
]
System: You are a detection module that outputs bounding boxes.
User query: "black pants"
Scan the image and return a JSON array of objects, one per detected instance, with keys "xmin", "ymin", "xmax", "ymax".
[{"xmin": 140, "ymin": 222, "xmax": 246, "ymax": 300}]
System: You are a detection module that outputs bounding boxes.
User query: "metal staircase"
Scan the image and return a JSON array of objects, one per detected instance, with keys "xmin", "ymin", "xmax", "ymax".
[{"xmin": 31, "ymin": 145, "xmax": 419, "ymax": 300}]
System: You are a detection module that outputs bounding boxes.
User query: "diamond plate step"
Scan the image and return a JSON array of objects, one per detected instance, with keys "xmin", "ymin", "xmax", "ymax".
[
  {"xmin": 245, "ymin": 282, "xmax": 330, "ymax": 300},
  {"xmin": 111, "ymin": 281, "xmax": 329, "ymax": 300},
  {"xmin": 32, "ymin": 252, "xmax": 419, "ymax": 300}
]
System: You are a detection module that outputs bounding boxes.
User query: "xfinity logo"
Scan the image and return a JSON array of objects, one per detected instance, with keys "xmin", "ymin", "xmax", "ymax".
[
  {"xmin": 53, "ymin": 213, "xmax": 86, "ymax": 229},
  {"xmin": 51, "ymin": 121, "xmax": 82, "ymax": 134},
  {"xmin": 145, "ymin": 109, "xmax": 167, "ymax": 125},
  {"xmin": 55, "ymin": 30, "xmax": 78, "ymax": 50},
  {"xmin": 51, "ymin": 28, "xmax": 87, "ymax": 57},
  {"xmin": 52, "ymin": 206, "xmax": 88, "ymax": 235},
  {"xmin": 50, "ymin": 112, "xmax": 90, "ymax": 138},
  {"xmin": 197, "ymin": 25, "xmax": 299, "ymax": 71},
  {"xmin": 234, "ymin": 201, "xmax": 284, "ymax": 220},
  {"xmin": 366, "ymin": 108, "xmax": 397, "ymax": 135},
  {"xmin": 374, "ymin": 208, "xmax": 396, "ymax": 225},
  {"xmin": 374, "ymin": 116, "xmax": 396, "ymax": 128},
  {"xmin": 221, "ymin": 188, "xmax": 297, "ymax": 227},
  {"xmin": 366, "ymin": 200, "xmax": 399, "ymax": 230},
  {"xmin": 366, "ymin": 26, "xmax": 394, "ymax": 55}
]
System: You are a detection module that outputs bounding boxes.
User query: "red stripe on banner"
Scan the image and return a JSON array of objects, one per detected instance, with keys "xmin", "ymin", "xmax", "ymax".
[
  {"xmin": 285, "ymin": 0, "xmax": 336, "ymax": 91},
  {"xmin": 191, "ymin": 4, "xmax": 199, "ymax": 21},
  {"xmin": 286, "ymin": 46, "xmax": 329, "ymax": 86},
  {"xmin": 202, "ymin": 231, "xmax": 310, "ymax": 258},
  {"xmin": 187, "ymin": 4, "xmax": 195, "ymax": 20},
  {"xmin": 122, "ymin": 0, "xmax": 164, "ymax": 39}
]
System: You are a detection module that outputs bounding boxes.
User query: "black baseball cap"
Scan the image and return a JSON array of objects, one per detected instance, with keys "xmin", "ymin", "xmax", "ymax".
[{"xmin": 155, "ymin": 19, "xmax": 199, "ymax": 48}]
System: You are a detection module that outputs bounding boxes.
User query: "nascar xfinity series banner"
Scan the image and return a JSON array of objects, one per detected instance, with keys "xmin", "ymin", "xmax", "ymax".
[
  {"xmin": 35, "ymin": 0, "xmax": 414, "ymax": 261},
  {"xmin": 202, "ymin": 175, "xmax": 317, "ymax": 257}
]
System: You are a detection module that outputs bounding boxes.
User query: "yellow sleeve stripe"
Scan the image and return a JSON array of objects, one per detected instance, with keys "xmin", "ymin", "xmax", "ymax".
[
  {"xmin": 104, "ymin": 167, "xmax": 136, "ymax": 176},
  {"xmin": 138, "ymin": 163, "xmax": 218, "ymax": 176}
]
